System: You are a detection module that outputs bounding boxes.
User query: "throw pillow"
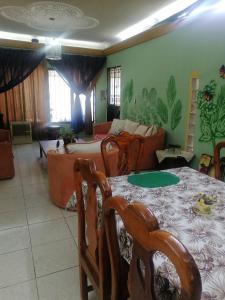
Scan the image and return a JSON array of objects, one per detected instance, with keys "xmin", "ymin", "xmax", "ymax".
[
  {"xmin": 108, "ymin": 119, "xmax": 126, "ymax": 135},
  {"xmin": 123, "ymin": 119, "xmax": 139, "ymax": 134},
  {"xmin": 66, "ymin": 141, "xmax": 101, "ymax": 153},
  {"xmin": 134, "ymin": 125, "xmax": 149, "ymax": 136},
  {"xmin": 145, "ymin": 125, "xmax": 158, "ymax": 137}
]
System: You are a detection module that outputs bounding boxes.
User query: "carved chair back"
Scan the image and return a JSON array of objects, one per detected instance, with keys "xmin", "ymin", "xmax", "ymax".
[
  {"xmin": 214, "ymin": 141, "xmax": 225, "ymax": 180},
  {"xmin": 103, "ymin": 196, "xmax": 202, "ymax": 300},
  {"xmin": 74, "ymin": 158, "xmax": 112, "ymax": 300},
  {"xmin": 101, "ymin": 132, "xmax": 144, "ymax": 177}
]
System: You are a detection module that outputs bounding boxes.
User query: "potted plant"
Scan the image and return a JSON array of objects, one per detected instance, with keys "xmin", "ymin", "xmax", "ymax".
[{"xmin": 59, "ymin": 124, "xmax": 74, "ymax": 146}]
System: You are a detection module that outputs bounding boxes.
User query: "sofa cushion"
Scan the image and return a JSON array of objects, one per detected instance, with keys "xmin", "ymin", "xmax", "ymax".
[
  {"xmin": 108, "ymin": 119, "xmax": 126, "ymax": 135},
  {"xmin": 124, "ymin": 119, "xmax": 139, "ymax": 134},
  {"xmin": 134, "ymin": 125, "xmax": 149, "ymax": 136},
  {"xmin": 145, "ymin": 125, "xmax": 158, "ymax": 136},
  {"xmin": 66, "ymin": 141, "xmax": 101, "ymax": 153}
]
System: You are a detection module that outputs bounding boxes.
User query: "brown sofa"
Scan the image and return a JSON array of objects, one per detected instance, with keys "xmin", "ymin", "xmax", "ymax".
[
  {"xmin": 93, "ymin": 121, "xmax": 166, "ymax": 170},
  {"xmin": 0, "ymin": 129, "xmax": 15, "ymax": 179},
  {"xmin": 47, "ymin": 121, "xmax": 165, "ymax": 209}
]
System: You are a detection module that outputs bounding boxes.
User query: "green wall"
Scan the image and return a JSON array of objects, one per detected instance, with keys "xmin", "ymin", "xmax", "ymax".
[
  {"xmin": 95, "ymin": 67, "xmax": 107, "ymax": 123},
  {"xmin": 96, "ymin": 11, "xmax": 225, "ymax": 166}
]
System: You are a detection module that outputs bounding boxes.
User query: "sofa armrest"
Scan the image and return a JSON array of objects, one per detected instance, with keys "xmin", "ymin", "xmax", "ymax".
[
  {"xmin": 0, "ymin": 129, "xmax": 10, "ymax": 142},
  {"xmin": 0, "ymin": 142, "xmax": 15, "ymax": 179},
  {"xmin": 93, "ymin": 121, "xmax": 112, "ymax": 135},
  {"xmin": 47, "ymin": 150, "xmax": 106, "ymax": 209}
]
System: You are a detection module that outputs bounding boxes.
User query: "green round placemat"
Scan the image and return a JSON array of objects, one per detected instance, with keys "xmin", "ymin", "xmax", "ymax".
[{"xmin": 128, "ymin": 171, "xmax": 180, "ymax": 188}]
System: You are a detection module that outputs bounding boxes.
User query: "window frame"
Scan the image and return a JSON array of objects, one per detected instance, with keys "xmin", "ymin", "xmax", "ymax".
[
  {"xmin": 107, "ymin": 66, "xmax": 121, "ymax": 107},
  {"xmin": 48, "ymin": 69, "xmax": 96, "ymax": 124}
]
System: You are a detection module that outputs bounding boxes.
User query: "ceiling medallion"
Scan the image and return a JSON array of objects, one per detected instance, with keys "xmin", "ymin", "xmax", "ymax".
[{"xmin": 0, "ymin": 1, "xmax": 99, "ymax": 32}]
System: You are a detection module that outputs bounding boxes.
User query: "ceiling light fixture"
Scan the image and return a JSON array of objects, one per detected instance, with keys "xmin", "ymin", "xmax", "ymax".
[
  {"xmin": 45, "ymin": 38, "xmax": 62, "ymax": 60},
  {"xmin": 117, "ymin": 0, "xmax": 199, "ymax": 41}
]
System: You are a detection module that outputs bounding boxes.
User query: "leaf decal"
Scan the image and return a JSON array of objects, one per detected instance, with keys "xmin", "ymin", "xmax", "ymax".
[
  {"xmin": 199, "ymin": 134, "xmax": 212, "ymax": 142},
  {"xmin": 156, "ymin": 98, "xmax": 168, "ymax": 124},
  {"xmin": 167, "ymin": 76, "xmax": 177, "ymax": 108},
  {"xmin": 149, "ymin": 88, "xmax": 157, "ymax": 106},
  {"xmin": 127, "ymin": 79, "xmax": 134, "ymax": 102},
  {"xmin": 123, "ymin": 79, "xmax": 134, "ymax": 103},
  {"xmin": 171, "ymin": 99, "xmax": 182, "ymax": 130},
  {"xmin": 216, "ymin": 115, "xmax": 225, "ymax": 135},
  {"xmin": 199, "ymin": 120, "xmax": 211, "ymax": 142},
  {"xmin": 215, "ymin": 131, "xmax": 225, "ymax": 138},
  {"xmin": 142, "ymin": 88, "xmax": 148, "ymax": 99}
]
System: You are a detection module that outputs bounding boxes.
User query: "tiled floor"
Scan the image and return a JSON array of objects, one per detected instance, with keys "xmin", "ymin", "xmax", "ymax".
[{"xmin": 0, "ymin": 143, "xmax": 97, "ymax": 299}]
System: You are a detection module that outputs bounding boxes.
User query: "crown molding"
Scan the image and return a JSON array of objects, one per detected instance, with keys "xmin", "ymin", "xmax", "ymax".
[
  {"xmin": 0, "ymin": 17, "xmax": 186, "ymax": 57},
  {"xmin": 103, "ymin": 20, "xmax": 184, "ymax": 56},
  {"xmin": 0, "ymin": 39, "xmax": 104, "ymax": 56}
]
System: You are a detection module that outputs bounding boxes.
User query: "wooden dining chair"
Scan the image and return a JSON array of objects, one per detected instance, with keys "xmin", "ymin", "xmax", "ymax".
[
  {"xmin": 103, "ymin": 196, "xmax": 202, "ymax": 300},
  {"xmin": 74, "ymin": 158, "xmax": 112, "ymax": 300},
  {"xmin": 214, "ymin": 141, "xmax": 225, "ymax": 180},
  {"xmin": 101, "ymin": 132, "xmax": 144, "ymax": 177}
]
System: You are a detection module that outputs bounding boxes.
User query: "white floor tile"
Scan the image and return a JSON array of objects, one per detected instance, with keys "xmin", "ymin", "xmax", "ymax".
[
  {"xmin": 0, "ymin": 176, "xmax": 21, "ymax": 189},
  {"xmin": 0, "ymin": 195, "xmax": 25, "ymax": 213},
  {"xmin": 23, "ymin": 182, "xmax": 49, "ymax": 196},
  {"xmin": 65, "ymin": 216, "xmax": 78, "ymax": 238},
  {"xmin": 29, "ymin": 219, "xmax": 72, "ymax": 246},
  {"xmin": 26, "ymin": 204, "xmax": 63, "ymax": 224},
  {"xmin": 37, "ymin": 268, "xmax": 80, "ymax": 300},
  {"xmin": 33, "ymin": 238, "xmax": 78, "ymax": 277},
  {"xmin": 21, "ymin": 175, "xmax": 48, "ymax": 186},
  {"xmin": 0, "ymin": 280, "xmax": 38, "ymax": 300},
  {"xmin": 0, "ymin": 186, "xmax": 23, "ymax": 200},
  {"xmin": 0, "ymin": 226, "xmax": 30, "ymax": 254},
  {"xmin": 0, "ymin": 209, "xmax": 27, "ymax": 231},
  {"xmin": 24, "ymin": 193, "xmax": 51, "ymax": 208},
  {"xmin": 0, "ymin": 249, "xmax": 35, "ymax": 288}
]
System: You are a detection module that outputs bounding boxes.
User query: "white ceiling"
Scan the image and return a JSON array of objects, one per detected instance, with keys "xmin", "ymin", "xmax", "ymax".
[{"xmin": 0, "ymin": 0, "xmax": 215, "ymax": 49}]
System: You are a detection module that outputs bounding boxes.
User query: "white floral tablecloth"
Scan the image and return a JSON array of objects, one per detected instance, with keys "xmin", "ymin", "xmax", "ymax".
[{"xmin": 107, "ymin": 167, "xmax": 225, "ymax": 300}]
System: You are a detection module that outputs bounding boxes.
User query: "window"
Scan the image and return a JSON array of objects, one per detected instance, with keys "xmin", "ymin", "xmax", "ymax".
[
  {"xmin": 107, "ymin": 66, "xmax": 121, "ymax": 106},
  {"xmin": 185, "ymin": 72, "xmax": 199, "ymax": 152},
  {"xmin": 48, "ymin": 70, "xmax": 95, "ymax": 123}
]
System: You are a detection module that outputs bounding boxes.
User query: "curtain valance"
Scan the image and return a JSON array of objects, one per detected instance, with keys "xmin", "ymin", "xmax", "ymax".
[{"xmin": 0, "ymin": 48, "xmax": 45, "ymax": 94}]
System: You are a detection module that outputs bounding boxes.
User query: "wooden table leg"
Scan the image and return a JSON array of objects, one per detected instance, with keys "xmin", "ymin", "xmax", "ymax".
[{"xmin": 39, "ymin": 143, "xmax": 43, "ymax": 158}]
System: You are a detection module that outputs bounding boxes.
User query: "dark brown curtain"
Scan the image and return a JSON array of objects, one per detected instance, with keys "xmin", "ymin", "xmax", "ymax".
[
  {"xmin": 0, "ymin": 48, "xmax": 44, "ymax": 93},
  {"xmin": 0, "ymin": 61, "xmax": 50, "ymax": 127},
  {"xmin": 48, "ymin": 54, "xmax": 106, "ymax": 134}
]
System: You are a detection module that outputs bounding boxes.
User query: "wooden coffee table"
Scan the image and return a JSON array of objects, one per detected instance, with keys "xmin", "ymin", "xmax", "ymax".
[{"xmin": 38, "ymin": 139, "xmax": 84, "ymax": 158}]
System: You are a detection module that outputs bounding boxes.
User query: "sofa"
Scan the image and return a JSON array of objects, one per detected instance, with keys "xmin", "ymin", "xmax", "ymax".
[
  {"xmin": 47, "ymin": 144, "xmax": 118, "ymax": 209},
  {"xmin": 47, "ymin": 119, "xmax": 165, "ymax": 209},
  {"xmin": 0, "ymin": 129, "xmax": 15, "ymax": 179},
  {"xmin": 94, "ymin": 119, "xmax": 165, "ymax": 170}
]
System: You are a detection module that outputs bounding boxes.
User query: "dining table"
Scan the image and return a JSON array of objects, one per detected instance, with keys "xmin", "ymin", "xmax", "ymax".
[
  {"xmin": 69, "ymin": 166, "xmax": 225, "ymax": 299},
  {"xmin": 105, "ymin": 167, "xmax": 225, "ymax": 300}
]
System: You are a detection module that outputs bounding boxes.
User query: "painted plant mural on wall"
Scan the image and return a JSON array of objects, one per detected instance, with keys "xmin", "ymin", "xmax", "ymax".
[
  {"xmin": 121, "ymin": 75, "xmax": 182, "ymax": 130},
  {"xmin": 197, "ymin": 79, "xmax": 225, "ymax": 150}
]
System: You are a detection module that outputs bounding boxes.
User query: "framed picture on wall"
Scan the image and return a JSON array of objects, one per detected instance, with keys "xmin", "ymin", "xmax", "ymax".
[{"xmin": 199, "ymin": 154, "xmax": 212, "ymax": 174}]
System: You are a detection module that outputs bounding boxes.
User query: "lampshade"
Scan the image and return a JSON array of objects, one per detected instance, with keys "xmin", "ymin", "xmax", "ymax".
[{"xmin": 45, "ymin": 39, "xmax": 62, "ymax": 60}]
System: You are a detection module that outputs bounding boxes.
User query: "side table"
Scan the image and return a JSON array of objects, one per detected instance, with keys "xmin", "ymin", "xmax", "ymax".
[
  {"xmin": 156, "ymin": 149, "xmax": 194, "ymax": 170},
  {"xmin": 47, "ymin": 125, "xmax": 60, "ymax": 140}
]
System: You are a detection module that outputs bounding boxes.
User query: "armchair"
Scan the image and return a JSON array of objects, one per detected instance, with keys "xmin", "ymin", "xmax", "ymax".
[{"xmin": 0, "ymin": 129, "xmax": 15, "ymax": 179}]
